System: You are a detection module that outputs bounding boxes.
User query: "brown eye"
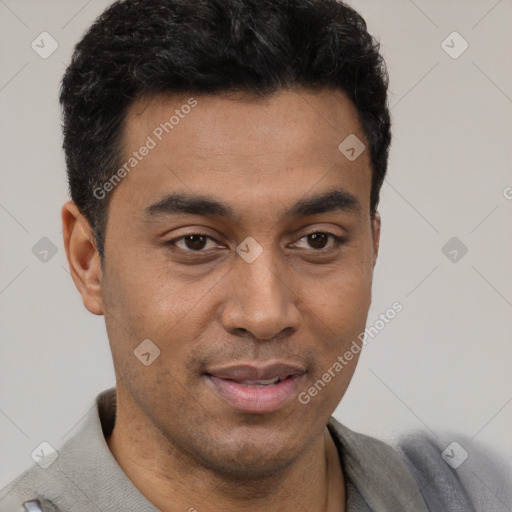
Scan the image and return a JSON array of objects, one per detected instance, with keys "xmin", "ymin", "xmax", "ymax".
[
  {"xmin": 307, "ymin": 233, "xmax": 329, "ymax": 249},
  {"xmin": 293, "ymin": 232, "xmax": 343, "ymax": 251},
  {"xmin": 168, "ymin": 234, "xmax": 220, "ymax": 252},
  {"xmin": 183, "ymin": 235, "xmax": 208, "ymax": 250}
]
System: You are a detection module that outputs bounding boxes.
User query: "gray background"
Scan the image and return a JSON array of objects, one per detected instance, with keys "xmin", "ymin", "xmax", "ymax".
[{"xmin": 1, "ymin": 0, "xmax": 511, "ymax": 489}]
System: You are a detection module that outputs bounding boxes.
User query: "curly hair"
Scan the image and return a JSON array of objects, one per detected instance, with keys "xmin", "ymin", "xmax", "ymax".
[{"xmin": 60, "ymin": 0, "xmax": 391, "ymax": 260}]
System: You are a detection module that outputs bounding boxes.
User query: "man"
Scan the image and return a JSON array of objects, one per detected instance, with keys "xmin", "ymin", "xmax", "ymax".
[{"xmin": 1, "ymin": 1, "xmax": 509, "ymax": 511}]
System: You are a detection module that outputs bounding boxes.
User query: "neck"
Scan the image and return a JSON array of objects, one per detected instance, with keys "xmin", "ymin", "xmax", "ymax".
[{"xmin": 106, "ymin": 394, "xmax": 345, "ymax": 512}]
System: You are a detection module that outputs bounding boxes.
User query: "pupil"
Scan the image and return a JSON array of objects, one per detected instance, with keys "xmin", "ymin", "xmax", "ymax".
[
  {"xmin": 309, "ymin": 233, "xmax": 327, "ymax": 249},
  {"xmin": 186, "ymin": 235, "xmax": 206, "ymax": 250}
]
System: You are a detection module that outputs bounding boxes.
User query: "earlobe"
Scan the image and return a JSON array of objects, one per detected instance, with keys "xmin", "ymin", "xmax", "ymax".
[
  {"xmin": 371, "ymin": 212, "xmax": 381, "ymax": 267},
  {"xmin": 61, "ymin": 200, "xmax": 105, "ymax": 315}
]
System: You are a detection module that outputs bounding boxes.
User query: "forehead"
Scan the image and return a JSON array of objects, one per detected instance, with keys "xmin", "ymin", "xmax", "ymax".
[
  {"xmin": 112, "ymin": 88, "xmax": 372, "ymax": 222},
  {"xmin": 123, "ymin": 88, "xmax": 365, "ymax": 158}
]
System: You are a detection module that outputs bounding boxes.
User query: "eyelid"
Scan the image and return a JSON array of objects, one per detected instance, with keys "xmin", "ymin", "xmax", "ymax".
[
  {"xmin": 290, "ymin": 231, "xmax": 345, "ymax": 249},
  {"xmin": 166, "ymin": 232, "xmax": 225, "ymax": 250}
]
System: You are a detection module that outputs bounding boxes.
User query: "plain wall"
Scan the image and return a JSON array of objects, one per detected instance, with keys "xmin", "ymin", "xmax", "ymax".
[{"xmin": 1, "ymin": 0, "xmax": 511, "ymax": 487}]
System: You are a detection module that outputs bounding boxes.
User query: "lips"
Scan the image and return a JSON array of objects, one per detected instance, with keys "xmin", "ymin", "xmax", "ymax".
[
  {"xmin": 207, "ymin": 363, "xmax": 305, "ymax": 382},
  {"xmin": 205, "ymin": 362, "xmax": 306, "ymax": 413}
]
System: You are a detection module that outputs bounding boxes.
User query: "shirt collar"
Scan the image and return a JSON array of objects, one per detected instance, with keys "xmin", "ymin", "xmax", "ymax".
[{"xmin": 49, "ymin": 388, "xmax": 427, "ymax": 512}]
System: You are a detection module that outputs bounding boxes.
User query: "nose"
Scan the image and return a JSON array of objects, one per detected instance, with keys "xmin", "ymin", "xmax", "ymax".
[{"xmin": 221, "ymin": 252, "xmax": 301, "ymax": 341}]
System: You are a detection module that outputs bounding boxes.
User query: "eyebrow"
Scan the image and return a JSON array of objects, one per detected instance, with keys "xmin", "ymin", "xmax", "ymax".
[{"xmin": 143, "ymin": 187, "xmax": 361, "ymax": 222}]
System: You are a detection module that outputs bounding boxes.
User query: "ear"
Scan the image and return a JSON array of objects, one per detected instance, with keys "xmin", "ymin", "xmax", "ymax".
[
  {"xmin": 61, "ymin": 200, "xmax": 105, "ymax": 315},
  {"xmin": 371, "ymin": 212, "xmax": 381, "ymax": 268}
]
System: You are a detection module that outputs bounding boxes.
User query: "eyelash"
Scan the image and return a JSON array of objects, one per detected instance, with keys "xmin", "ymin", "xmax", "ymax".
[{"xmin": 166, "ymin": 231, "xmax": 346, "ymax": 253}]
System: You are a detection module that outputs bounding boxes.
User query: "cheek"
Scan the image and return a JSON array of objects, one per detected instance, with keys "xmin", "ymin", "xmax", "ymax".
[
  {"xmin": 302, "ymin": 255, "xmax": 372, "ymax": 378},
  {"xmin": 312, "ymin": 261, "xmax": 372, "ymax": 328},
  {"xmin": 300, "ymin": 273, "xmax": 369, "ymax": 410},
  {"xmin": 104, "ymin": 254, "xmax": 198, "ymax": 329},
  {"xmin": 102, "ymin": 256, "xmax": 224, "ymax": 378}
]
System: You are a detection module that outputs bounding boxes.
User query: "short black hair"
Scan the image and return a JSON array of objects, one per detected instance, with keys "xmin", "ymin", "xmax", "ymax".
[{"xmin": 60, "ymin": 0, "xmax": 391, "ymax": 261}]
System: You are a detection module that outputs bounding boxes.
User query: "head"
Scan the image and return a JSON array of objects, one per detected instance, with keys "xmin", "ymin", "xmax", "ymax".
[{"xmin": 61, "ymin": 0, "xmax": 390, "ymax": 479}]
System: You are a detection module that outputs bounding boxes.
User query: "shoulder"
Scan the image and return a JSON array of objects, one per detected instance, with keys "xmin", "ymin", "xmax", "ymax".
[
  {"xmin": 0, "ymin": 462, "xmax": 62, "ymax": 512},
  {"xmin": 328, "ymin": 418, "xmax": 512, "ymax": 511},
  {"xmin": 329, "ymin": 418, "xmax": 512, "ymax": 512},
  {"xmin": 328, "ymin": 417, "xmax": 430, "ymax": 511},
  {"xmin": 329, "ymin": 417, "xmax": 413, "ymax": 476},
  {"xmin": 0, "ymin": 388, "xmax": 116, "ymax": 512},
  {"xmin": 396, "ymin": 430, "xmax": 512, "ymax": 512}
]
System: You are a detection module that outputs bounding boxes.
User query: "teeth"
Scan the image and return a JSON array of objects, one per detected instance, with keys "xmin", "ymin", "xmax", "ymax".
[{"xmin": 239, "ymin": 377, "xmax": 280, "ymax": 387}]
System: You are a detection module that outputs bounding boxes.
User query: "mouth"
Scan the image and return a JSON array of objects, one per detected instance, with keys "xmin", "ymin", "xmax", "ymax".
[{"xmin": 204, "ymin": 363, "xmax": 306, "ymax": 414}]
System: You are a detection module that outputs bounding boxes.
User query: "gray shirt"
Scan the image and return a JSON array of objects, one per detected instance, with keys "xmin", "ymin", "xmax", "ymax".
[{"xmin": 0, "ymin": 388, "xmax": 436, "ymax": 511}]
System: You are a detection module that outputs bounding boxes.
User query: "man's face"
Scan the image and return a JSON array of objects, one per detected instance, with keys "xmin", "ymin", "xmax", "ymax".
[{"xmin": 97, "ymin": 88, "xmax": 379, "ymax": 477}]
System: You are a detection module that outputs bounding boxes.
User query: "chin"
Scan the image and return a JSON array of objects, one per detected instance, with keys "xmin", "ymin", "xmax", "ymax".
[
  {"xmin": 189, "ymin": 430, "xmax": 301, "ymax": 480},
  {"xmin": 201, "ymin": 449, "xmax": 296, "ymax": 481}
]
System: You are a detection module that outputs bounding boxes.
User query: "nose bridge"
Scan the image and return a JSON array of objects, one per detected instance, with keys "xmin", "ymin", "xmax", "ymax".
[
  {"xmin": 221, "ymin": 246, "xmax": 299, "ymax": 339},
  {"xmin": 242, "ymin": 255, "xmax": 283, "ymax": 304}
]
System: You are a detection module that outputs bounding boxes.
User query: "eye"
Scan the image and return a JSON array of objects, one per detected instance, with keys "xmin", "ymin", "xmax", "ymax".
[
  {"xmin": 168, "ymin": 233, "xmax": 221, "ymax": 252},
  {"xmin": 291, "ymin": 232, "xmax": 344, "ymax": 250},
  {"xmin": 166, "ymin": 231, "xmax": 344, "ymax": 253}
]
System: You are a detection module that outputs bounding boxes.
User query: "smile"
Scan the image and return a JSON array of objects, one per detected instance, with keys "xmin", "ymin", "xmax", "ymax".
[{"xmin": 205, "ymin": 362, "xmax": 306, "ymax": 414}]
